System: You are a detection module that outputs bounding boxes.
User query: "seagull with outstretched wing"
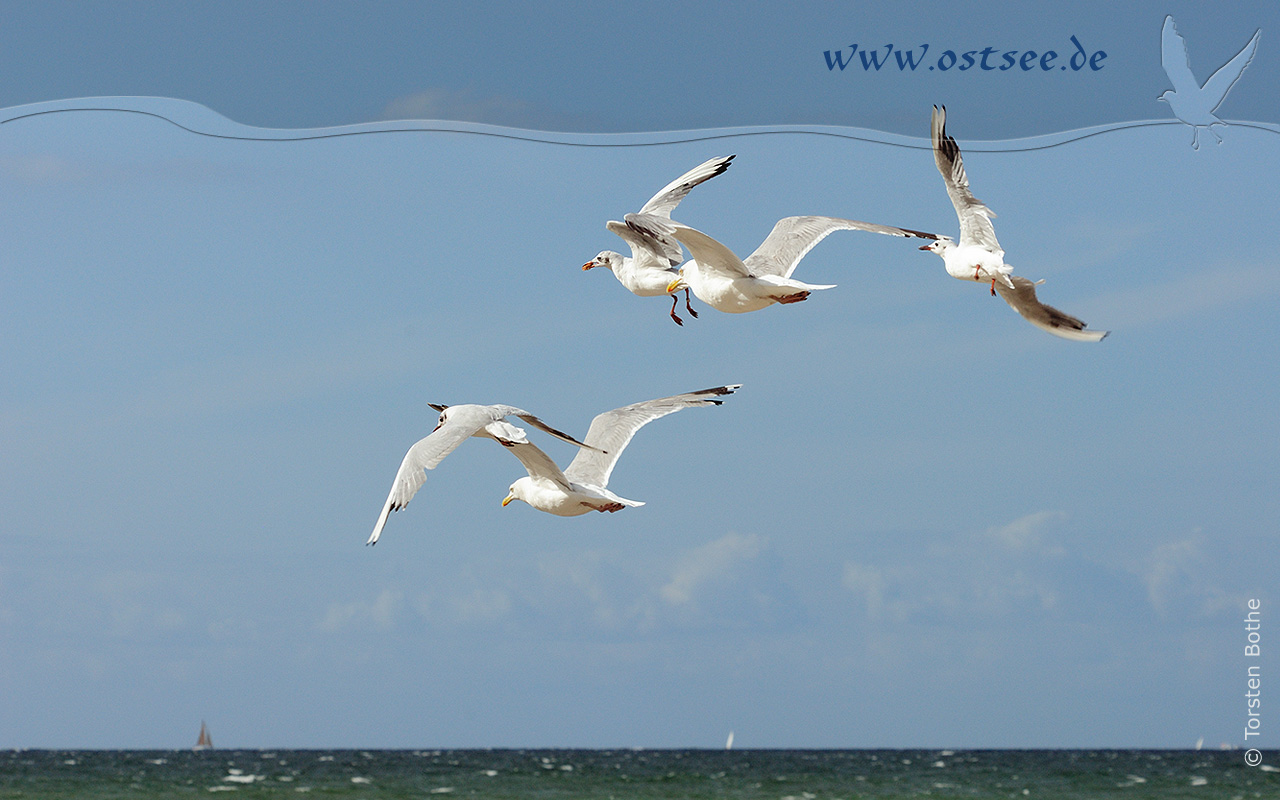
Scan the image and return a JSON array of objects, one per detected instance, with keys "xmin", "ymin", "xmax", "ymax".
[
  {"xmin": 501, "ymin": 385, "xmax": 740, "ymax": 515},
  {"xmin": 584, "ymin": 155, "xmax": 734, "ymax": 325},
  {"xmin": 919, "ymin": 105, "xmax": 1108, "ymax": 342},
  {"xmin": 367, "ymin": 402, "xmax": 594, "ymax": 544},
  {"xmin": 624, "ymin": 213, "xmax": 936, "ymax": 314}
]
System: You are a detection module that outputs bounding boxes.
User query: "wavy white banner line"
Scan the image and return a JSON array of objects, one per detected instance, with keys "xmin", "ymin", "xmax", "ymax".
[{"xmin": 2, "ymin": 97, "xmax": 1278, "ymax": 152}]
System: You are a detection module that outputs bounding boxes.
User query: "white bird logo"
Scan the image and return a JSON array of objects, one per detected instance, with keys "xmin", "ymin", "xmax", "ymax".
[{"xmin": 1159, "ymin": 15, "xmax": 1261, "ymax": 150}]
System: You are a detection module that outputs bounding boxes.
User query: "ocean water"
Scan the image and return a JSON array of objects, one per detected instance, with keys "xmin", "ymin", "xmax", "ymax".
[{"xmin": 1, "ymin": 749, "xmax": 1276, "ymax": 799}]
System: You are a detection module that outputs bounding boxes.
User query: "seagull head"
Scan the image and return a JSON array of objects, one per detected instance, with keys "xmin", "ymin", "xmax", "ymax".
[
  {"xmin": 918, "ymin": 237, "xmax": 954, "ymax": 256},
  {"xmin": 1157, "ymin": 90, "xmax": 1173, "ymax": 103},
  {"xmin": 502, "ymin": 478, "xmax": 531, "ymax": 508},
  {"xmin": 665, "ymin": 266, "xmax": 688, "ymax": 294},
  {"xmin": 583, "ymin": 251, "xmax": 621, "ymax": 271}
]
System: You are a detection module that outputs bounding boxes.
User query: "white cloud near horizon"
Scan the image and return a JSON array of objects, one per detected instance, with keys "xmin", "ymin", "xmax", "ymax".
[
  {"xmin": 843, "ymin": 511, "xmax": 1070, "ymax": 623},
  {"xmin": 318, "ymin": 587, "xmax": 402, "ymax": 632}
]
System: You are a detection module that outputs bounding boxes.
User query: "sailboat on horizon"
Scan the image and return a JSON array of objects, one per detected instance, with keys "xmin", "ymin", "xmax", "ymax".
[{"xmin": 194, "ymin": 721, "xmax": 213, "ymax": 751}]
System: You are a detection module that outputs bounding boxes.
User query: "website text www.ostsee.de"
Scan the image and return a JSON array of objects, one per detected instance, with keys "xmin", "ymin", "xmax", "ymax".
[{"xmin": 823, "ymin": 36, "xmax": 1107, "ymax": 73}]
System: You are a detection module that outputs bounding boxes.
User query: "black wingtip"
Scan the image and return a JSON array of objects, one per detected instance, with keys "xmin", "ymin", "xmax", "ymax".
[{"xmin": 694, "ymin": 384, "xmax": 742, "ymax": 398}]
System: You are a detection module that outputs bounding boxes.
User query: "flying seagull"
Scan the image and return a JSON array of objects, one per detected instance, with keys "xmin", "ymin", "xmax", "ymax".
[
  {"xmin": 625, "ymin": 214, "xmax": 936, "ymax": 314},
  {"xmin": 919, "ymin": 105, "xmax": 1108, "ymax": 342},
  {"xmin": 584, "ymin": 155, "xmax": 734, "ymax": 325},
  {"xmin": 501, "ymin": 384, "xmax": 740, "ymax": 515},
  {"xmin": 367, "ymin": 403, "xmax": 595, "ymax": 544},
  {"xmin": 1159, "ymin": 15, "xmax": 1260, "ymax": 150}
]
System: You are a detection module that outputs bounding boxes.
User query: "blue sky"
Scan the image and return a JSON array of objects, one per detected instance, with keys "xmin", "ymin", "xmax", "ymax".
[{"xmin": 0, "ymin": 2, "xmax": 1277, "ymax": 750}]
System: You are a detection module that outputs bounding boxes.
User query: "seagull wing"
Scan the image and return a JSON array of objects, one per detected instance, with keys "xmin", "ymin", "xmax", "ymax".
[
  {"xmin": 501, "ymin": 441, "xmax": 572, "ymax": 490},
  {"xmin": 367, "ymin": 404, "xmax": 498, "ymax": 545},
  {"xmin": 994, "ymin": 275, "xmax": 1109, "ymax": 342},
  {"xmin": 932, "ymin": 105, "xmax": 1001, "ymax": 253},
  {"xmin": 605, "ymin": 219, "xmax": 672, "ymax": 269},
  {"xmin": 1202, "ymin": 28, "xmax": 1260, "ymax": 112},
  {"xmin": 670, "ymin": 223, "xmax": 754, "ymax": 279},
  {"xmin": 744, "ymin": 216, "xmax": 938, "ymax": 278},
  {"xmin": 637, "ymin": 155, "xmax": 735, "ymax": 218},
  {"xmin": 626, "ymin": 155, "xmax": 735, "ymax": 266},
  {"xmin": 564, "ymin": 385, "xmax": 740, "ymax": 488},
  {"xmin": 1160, "ymin": 16, "xmax": 1200, "ymax": 94},
  {"xmin": 500, "ymin": 406, "xmax": 599, "ymax": 452}
]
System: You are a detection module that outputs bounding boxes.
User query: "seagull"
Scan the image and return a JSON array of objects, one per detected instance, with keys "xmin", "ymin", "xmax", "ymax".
[
  {"xmin": 584, "ymin": 155, "xmax": 734, "ymax": 325},
  {"xmin": 919, "ymin": 105, "xmax": 1108, "ymax": 342},
  {"xmin": 502, "ymin": 385, "xmax": 740, "ymax": 515},
  {"xmin": 625, "ymin": 214, "xmax": 935, "ymax": 314},
  {"xmin": 367, "ymin": 402, "xmax": 596, "ymax": 544},
  {"xmin": 1159, "ymin": 15, "xmax": 1260, "ymax": 150}
]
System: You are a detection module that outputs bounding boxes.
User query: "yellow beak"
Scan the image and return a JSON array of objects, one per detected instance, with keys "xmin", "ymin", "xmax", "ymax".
[
  {"xmin": 666, "ymin": 277, "xmax": 682, "ymax": 294},
  {"xmin": 501, "ymin": 493, "xmax": 515, "ymax": 507}
]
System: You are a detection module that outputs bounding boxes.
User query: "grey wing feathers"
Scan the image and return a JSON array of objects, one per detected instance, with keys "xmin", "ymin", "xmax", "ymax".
[
  {"xmin": 631, "ymin": 155, "xmax": 735, "ymax": 265},
  {"xmin": 931, "ymin": 105, "xmax": 1001, "ymax": 253},
  {"xmin": 563, "ymin": 384, "xmax": 740, "ymax": 488},
  {"xmin": 637, "ymin": 155, "xmax": 735, "ymax": 218},
  {"xmin": 501, "ymin": 441, "xmax": 572, "ymax": 490},
  {"xmin": 605, "ymin": 219, "xmax": 671, "ymax": 268},
  {"xmin": 994, "ymin": 275, "xmax": 1108, "ymax": 342},
  {"xmin": 627, "ymin": 215, "xmax": 754, "ymax": 280},
  {"xmin": 366, "ymin": 415, "xmax": 484, "ymax": 545},
  {"xmin": 510, "ymin": 410, "xmax": 598, "ymax": 452},
  {"xmin": 744, "ymin": 216, "xmax": 939, "ymax": 278}
]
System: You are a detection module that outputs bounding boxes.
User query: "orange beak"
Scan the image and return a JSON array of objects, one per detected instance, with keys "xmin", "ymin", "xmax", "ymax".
[{"xmin": 582, "ymin": 261, "xmax": 596, "ymax": 270}]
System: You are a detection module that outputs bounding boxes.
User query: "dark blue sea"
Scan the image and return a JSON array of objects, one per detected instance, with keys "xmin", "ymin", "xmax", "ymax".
[{"xmin": 2, "ymin": 749, "xmax": 1276, "ymax": 798}]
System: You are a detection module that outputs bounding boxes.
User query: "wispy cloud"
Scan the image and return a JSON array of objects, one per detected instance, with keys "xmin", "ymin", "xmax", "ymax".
[
  {"xmin": 318, "ymin": 588, "xmax": 402, "ymax": 632},
  {"xmin": 381, "ymin": 87, "xmax": 534, "ymax": 127},
  {"xmin": 984, "ymin": 510, "xmax": 1067, "ymax": 553},
  {"xmin": 843, "ymin": 511, "xmax": 1070, "ymax": 623},
  {"xmin": 0, "ymin": 154, "xmax": 87, "ymax": 184},
  {"xmin": 450, "ymin": 586, "xmax": 513, "ymax": 624},
  {"xmin": 1139, "ymin": 533, "xmax": 1241, "ymax": 617},
  {"xmin": 1088, "ymin": 261, "xmax": 1280, "ymax": 329},
  {"xmin": 660, "ymin": 532, "xmax": 766, "ymax": 607}
]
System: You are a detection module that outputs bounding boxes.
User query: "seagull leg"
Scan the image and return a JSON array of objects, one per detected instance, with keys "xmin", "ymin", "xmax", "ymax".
[
  {"xmin": 668, "ymin": 294, "xmax": 684, "ymax": 326},
  {"xmin": 776, "ymin": 291, "xmax": 810, "ymax": 304},
  {"xmin": 973, "ymin": 266, "xmax": 982, "ymax": 281},
  {"xmin": 990, "ymin": 278, "xmax": 997, "ymax": 297},
  {"xmin": 684, "ymin": 288, "xmax": 699, "ymax": 319}
]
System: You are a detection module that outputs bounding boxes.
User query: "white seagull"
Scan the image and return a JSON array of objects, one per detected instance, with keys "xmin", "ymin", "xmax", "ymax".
[
  {"xmin": 626, "ymin": 214, "xmax": 935, "ymax": 314},
  {"xmin": 1159, "ymin": 16, "xmax": 1260, "ymax": 150},
  {"xmin": 584, "ymin": 155, "xmax": 734, "ymax": 325},
  {"xmin": 919, "ymin": 105, "xmax": 1108, "ymax": 342},
  {"xmin": 368, "ymin": 402, "xmax": 595, "ymax": 544},
  {"xmin": 501, "ymin": 385, "xmax": 740, "ymax": 515}
]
